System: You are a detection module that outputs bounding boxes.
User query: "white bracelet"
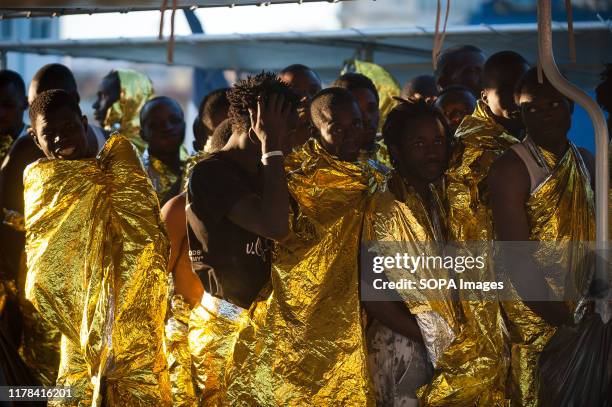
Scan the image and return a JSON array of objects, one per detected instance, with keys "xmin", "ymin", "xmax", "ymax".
[{"xmin": 261, "ymin": 150, "xmax": 284, "ymax": 163}]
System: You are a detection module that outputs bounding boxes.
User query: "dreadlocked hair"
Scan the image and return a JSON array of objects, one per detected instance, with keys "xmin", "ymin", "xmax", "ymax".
[{"xmin": 227, "ymin": 71, "xmax": 300, "ymax": 135}]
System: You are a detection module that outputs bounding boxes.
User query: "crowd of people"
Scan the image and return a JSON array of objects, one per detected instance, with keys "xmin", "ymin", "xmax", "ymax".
[{"xmin": 0, "ymin": 43, "xmax": 610, "ymax": 407}]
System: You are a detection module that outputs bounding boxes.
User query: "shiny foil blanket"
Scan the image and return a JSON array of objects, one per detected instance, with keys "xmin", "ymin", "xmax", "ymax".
[
  {"xmin": 224, "ymin": 138, "xmax": 380, "ymax": 406},
  {"xmin": 103, "ymin": 69, "xmax": 154, "ymax": 154},
  {"xmin": 364, "ymin": 175, "xmax": 458, "ymax": 366},
  {"xmin": 420, "ymin": 100, "xmax": 517, "ymax": 406},
  {"xmin": 187, "ymin": 296, "xmax": 253, "ymax": 406},
  {"xmin": 24, "ymin": 134, "xmax": 171, "ymax": 406},
  {"xmin": 165, "ymin": 295, "xmax": 198, "ymax": 407},
  {"xmin": 141, "ymin": 150, "xmax": 184, "ymax": 204},
  {"xmin": 503, "ymin": 143, "xmax": 594, "ymax": 407}
]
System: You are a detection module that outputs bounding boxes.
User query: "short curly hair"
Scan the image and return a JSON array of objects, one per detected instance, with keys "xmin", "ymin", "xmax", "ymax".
[
  {"xmin": 309, "ymin": 87, "xmax": 358, "ymax": 131},
  {"xmin": 29, "ymin": 89, "xmax": 82, "ymax": 127},
  {"xmin": 227, "ymin": 71, "xmax": 300, "ymax": 135},
  {"xmin": 382, "ymin": 98, "xmax": 450, "ymax": 159}
]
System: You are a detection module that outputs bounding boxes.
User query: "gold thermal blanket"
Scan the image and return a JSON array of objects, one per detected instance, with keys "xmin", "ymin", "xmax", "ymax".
[
  {"xmin": 224, "ymin": 138, "xmax": 380, "ymax": 406},
  {"xmin": 141, "ymin": 151, "xmax": 184, "ymax": 204},
  {"xmin": 503, "ymin": 143, "xmax": 594, "ymax": 407},
  {"xmin": 365, "ymin": 174, "xmax": 458, "ymax": 366},
  {"xmin": 420, "ymin": 100, "xmax": 517, "ymax": 406},
  {"xmin": 103, "ymin": 69, "xmax": 154, "ymax": 154},
  {"xmin": 165, "ymin": 294, "xmax": 197, "ymax": 407},
  {"xmin": 24, "ymin": 134, "xmax": 171, "ymax": 406}
]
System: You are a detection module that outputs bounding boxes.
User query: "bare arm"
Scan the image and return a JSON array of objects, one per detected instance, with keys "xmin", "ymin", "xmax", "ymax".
[
  {"xmin": 489, "ymin": 151, "xmax": 571, "ymax": 326},
  {"xmin": 161, "ymin": 193, "xmax": 204, "ymax": 307},
  {"xmin": 161, "ymin": 193, "xmax": 188, "ymax": 273},
  {"xmin": 226, "ymin": 94, "xmax": 290, "ymax": 241}
]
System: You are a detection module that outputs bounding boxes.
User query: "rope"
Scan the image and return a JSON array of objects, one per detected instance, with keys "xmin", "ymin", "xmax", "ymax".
[
  {"xmin": 432, "ymin": 0, "xmax": 450, "ymax": 71},
  {"xmin": 168, "ymin": 0, "xmax": 177, "ymax": 63},
  {"xmin": 158, "ymin": 0, "xmax": 167, "ymax": 40}
]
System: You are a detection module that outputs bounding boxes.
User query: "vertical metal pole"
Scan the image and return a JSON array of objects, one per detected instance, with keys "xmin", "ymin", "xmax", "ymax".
[{"xmin": 537, "ymin": 0, "xmax": 610, "ymax": 320}]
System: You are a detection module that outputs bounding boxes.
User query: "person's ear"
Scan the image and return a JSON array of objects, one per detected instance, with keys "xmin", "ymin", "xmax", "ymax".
[
  {"xmin": 81, "ymin": 115, "xmax": 88, "ymax": 130},
  {"xmin": 481, "ymin": 89, "xmax": 488, "ymax": 103},
  {"xmin": 139, "ymin": 125, "xmax": 149, "ymax": 142},
  {"xmin": 28, "ymin": 127, "xmax": 42, "ymax": 150}
]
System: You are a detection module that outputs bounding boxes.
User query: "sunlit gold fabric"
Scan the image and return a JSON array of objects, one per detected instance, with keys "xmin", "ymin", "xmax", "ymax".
[
  {"xmin": 503, "ymin": 142, "xmax": 594, "ymax": 407},
  {"xmin": 142, "ymin": 150, "xmax": 185, "ymax": 203},
  {"xmin": 351, "ymin": 60, "xmax": 401, "ymax": 132},
  {"xmin": 420, "ymin": 100, "xmax": 516, "ymax": 406},
  {"xmin": 224, "ymin": 138, "xmax": 380, "ymax": 406},
  {"xmin": 188, "ymin": 296, "xmax": 247, "ymax": 406},
  {"xmin": 165, "ymin": 294, "xmax": 197, "ymax": 407},
  {"xmin": 19, "ymin": 299, "xmax": 61, "ymax": 386},
  {"xmin": 24, "ymin": 134, "xmax": 171, "ymax": 406},
  {"xmin": 103, "ymin": 70, "xmax": 154, "ymax": 154},
  {"xmin": 364, "ymin": 173, "xmax": 458, "ymax": 369},
  {"xmin": 447, "ymin": 100, "xmax": 519, "ymax": 242},
  {"xmin": 6, "ymin": 213, "xmax": 62, "ymax": 386}
]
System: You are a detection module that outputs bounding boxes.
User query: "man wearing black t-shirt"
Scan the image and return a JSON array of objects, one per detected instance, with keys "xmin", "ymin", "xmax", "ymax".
[{"xmin": 183, "ymin": 72, "xmax": 298, "ymax": 405}]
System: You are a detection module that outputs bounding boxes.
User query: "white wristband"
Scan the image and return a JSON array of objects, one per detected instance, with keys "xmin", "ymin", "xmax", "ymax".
[{"xmin": 261, "ymin": 150, "xmax": 284, "ymax": 163}]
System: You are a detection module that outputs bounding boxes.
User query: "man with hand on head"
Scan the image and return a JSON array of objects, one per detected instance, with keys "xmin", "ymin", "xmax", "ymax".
[
  {"xmin": 170, "ymin": 72, "xmax": 298, "ymax": 406},
  {"xmin": 24, "ymin": 89, "xmax": 171, "ymax": 405},
  {"xmin": 224, "ymin": 87, "xmax": 381, "ymax": 406}
]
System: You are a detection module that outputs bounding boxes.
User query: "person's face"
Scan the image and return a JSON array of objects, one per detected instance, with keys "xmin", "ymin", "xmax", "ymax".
[
  {"xmin": 31, "ymin": 106, "xmax": 88, "ymax": 160},
  {"xmin": 392, "ymin": 116, "xmax": 448, "ymax": 183},
  {"xmin": 280, "ymin": 70, "xmax": 322, "ymax": 100},
  {"xmin": 319, "ymin": 102, "xmax": 363, "ymax": 162},
  {"xmin": 0, "ymin": 83, "xmax": 27, "ymax": 136},
  {"xmin": 436, "ymin": 94, "xmax": 476, "ymax": 135},
  {"xmin": 92, "ymin": 73, "xmax": 120, "ymax": 125},
  {"xmin": 517, "ymin": 85, "xmax": 572, "ymax": 147},
  {"xmin": 482, "ymin": 63, "xmax": 529, "ymax": 126},
  {"xmin": 447, "ymin": 51, "xmax": 485, "ymax": 96},
  {"xmin": 350, "ymin": 87, "xmax": 379, "ymax": 151},
  {"xmin": 141, "ymin": 100, "xmax": 186, "ymax": 156}
]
